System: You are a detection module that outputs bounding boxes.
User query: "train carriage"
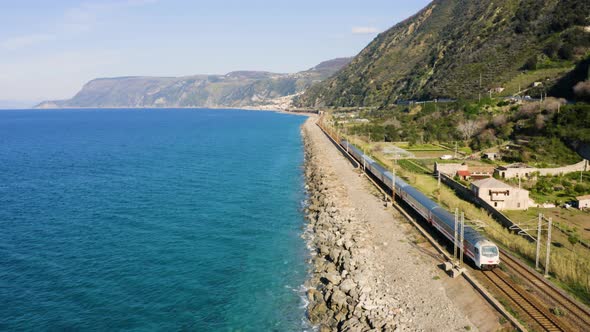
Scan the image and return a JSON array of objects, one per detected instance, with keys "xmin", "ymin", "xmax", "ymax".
[{"xmin": 339, "ymin": 139, "xmax": 499, "ymax": 270}]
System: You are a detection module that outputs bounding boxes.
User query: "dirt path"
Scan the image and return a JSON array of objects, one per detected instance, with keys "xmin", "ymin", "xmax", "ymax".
[{"xmin": 303, "ymin": 116, "xmax": 502, "ymax": 331}]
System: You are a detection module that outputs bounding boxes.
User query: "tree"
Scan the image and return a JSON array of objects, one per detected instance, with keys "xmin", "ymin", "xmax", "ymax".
[
  {"xmin": 573, "ymin": 81, "xmax": 590, "ymax": 101},
  {"xmin": 535, "ymin": 114, "xmax": 546, "ymax": 130},
  {"xmin": 523, "ymin": 56, "xmax": 538, "ymax": 70},
  {"xmin": 456, "ymin": 120, "xmax": 481, "ymax": 141},
  {"xmin": 558, "ymin": 44, "xmax": 574, "ymax": 60},
  {"xmin": 543, "ymin": 40, "xmax": 561, "ymax": 59}
]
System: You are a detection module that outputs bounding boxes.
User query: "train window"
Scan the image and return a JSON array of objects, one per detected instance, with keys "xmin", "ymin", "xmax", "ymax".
[
  {"xmin": 482, "ymin": 246, "xmax": 498, "ymax": 257},
  {"xmin": 475, "ymin": 248, "xmax": 479, "ymax": 255}
]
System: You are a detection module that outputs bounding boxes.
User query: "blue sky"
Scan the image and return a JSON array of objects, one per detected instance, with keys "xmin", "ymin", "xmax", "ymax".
[{"xmin": 0, "ymin": 0, "xmax": 430, "ymax": 103}]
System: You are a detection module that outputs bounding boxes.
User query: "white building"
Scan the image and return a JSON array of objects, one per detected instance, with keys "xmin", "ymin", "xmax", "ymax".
[
  {"xmin": 471, "ymin": 178, "xmax": 529, "ymax": 210},
  {"xmin": 577, "ymin": 195, "xmax": 590, "ymax": 210}
]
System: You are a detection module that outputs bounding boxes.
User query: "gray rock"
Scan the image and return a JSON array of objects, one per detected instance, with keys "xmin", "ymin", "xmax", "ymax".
[
  {"xmin": 340, "ymin": 278, "xmax": 356, "ymax": 294},
  {"xmin": 323, "ymin": 272, "xmax": 342, "ymax": 285},
  {"xmin": 329, "ymin": 288, "xmax": 347, "ymax": 309}
]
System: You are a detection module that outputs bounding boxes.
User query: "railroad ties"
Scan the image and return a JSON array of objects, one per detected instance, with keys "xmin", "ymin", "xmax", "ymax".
[
  {"xmin": 482, "ymin": 268, "xmax": 567, "ymax": 331},
  {"xmin": 494, "ymin": 251, "xmax": 590, "ymax": 332}
]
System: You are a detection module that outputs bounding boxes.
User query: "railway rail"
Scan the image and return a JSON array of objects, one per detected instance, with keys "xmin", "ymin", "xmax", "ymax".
[
  {"xmin": 496, "ymin": 250, "xmax": 590, "ymax": 331},
  {"xmin": 481, "ymin": 268, "xmax": 569, "ymax": 331}
]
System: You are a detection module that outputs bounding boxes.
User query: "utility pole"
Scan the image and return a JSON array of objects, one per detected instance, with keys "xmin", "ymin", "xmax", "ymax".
[
  {"xmin": 392, "ymin": 166, "xmax": 396, "ymax": 203},
  {"xmin": 454, "ymin": 208, "xmax": 459, "ymax": 261},
  {"xmin": 545, "ymin": 218, "xmax": 552, "ymax": 277},
  {"xmin": 460, "ymin": 212, "xmax": 465, "ymax": 266},
  {"xmin": 437, "ymin": 171, "xmax": 441, "ymax": 202},
  {"xmin": 536, "ymin": 213, "xmax": 542, "ymax": 270},
  {"xmin": 479, "ymin": 72, "xmax": 482, "ymax": 103}
]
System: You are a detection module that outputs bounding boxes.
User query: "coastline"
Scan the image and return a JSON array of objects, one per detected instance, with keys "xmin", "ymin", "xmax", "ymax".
[{"xmin": 300, "ymin": 117, "xmax": 500, "ymax": 331}]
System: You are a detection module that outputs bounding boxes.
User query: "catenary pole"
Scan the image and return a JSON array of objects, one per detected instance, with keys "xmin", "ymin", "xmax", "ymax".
[
  {"xmin": 536, "ymin": 213, "xmax": 542, "ymax": 270},
  {"xmin": 545, "ymin": 218, "xmax": 552, "ymax": 277},
  {"xmin": 454, "ymin": 208, "xmax": 458, "ymax": 261},
  {"xmin": 460, "ymin": 212, "xmax": 465, "ymax": 266}
]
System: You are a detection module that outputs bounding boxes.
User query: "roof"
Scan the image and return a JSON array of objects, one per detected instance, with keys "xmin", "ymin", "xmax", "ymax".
[
  {"xmin": 470, "ymin": 166, "xmax": 494, "ymax": 173},
  {"xmin": 577, "ymin": 195, "xmax": 590, "ymax": 201},
  {"xmin": 457, "ymin": 170, "xmax": 471, "ymax": 176},
  {"xmin": 471, "ymin": 177, "xmax": 514, "ymax": 190},
  {"xmin": 504, "ymin": 163, "xmax": 533, "ymax": 169}
]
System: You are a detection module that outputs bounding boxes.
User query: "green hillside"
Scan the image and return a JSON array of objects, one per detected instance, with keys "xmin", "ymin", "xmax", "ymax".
[{"xmin": 296, "ymin": 0, "xmax": 590, "ymax": 108}]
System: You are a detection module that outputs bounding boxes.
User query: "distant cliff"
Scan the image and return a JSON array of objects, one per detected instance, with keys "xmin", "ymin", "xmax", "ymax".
[{"xmin": 36, "ymin": 57, "xmax": 351, "ymax": 109}]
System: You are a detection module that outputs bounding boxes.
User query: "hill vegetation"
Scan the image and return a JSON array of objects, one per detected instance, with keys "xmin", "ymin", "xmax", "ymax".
[
  {"xmin": 296, "ymin": 0, "xmax": 590, "ymax": 108},
  {"xmin": 337, "ymin": 98, "xmax": 589, "ymax": 167},
  {"xmin": 36, "ymin": 58, "xmax": 351, "ymax": 109}
]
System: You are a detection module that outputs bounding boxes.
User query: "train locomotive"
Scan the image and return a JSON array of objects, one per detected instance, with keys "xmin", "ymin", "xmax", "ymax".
[{"xmin": 341, "ymin": 139, "xmax": 500, "ymax": 270}]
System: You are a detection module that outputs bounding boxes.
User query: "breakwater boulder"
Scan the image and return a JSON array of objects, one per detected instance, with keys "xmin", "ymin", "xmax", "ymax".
[{"xmin": 302, "ymin": 129, "xmax": 398, "ymax": 332}]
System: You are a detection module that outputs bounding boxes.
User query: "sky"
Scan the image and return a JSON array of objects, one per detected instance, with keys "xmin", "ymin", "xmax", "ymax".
[{"xmin": 0, "ymin": 0, "xmax": 430, "ymax": 104}]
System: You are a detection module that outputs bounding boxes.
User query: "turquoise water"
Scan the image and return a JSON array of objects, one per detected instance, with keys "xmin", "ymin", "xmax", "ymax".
[{"xmin": 0, "ymin": 109, "xmax": 309, "ymax": 331}]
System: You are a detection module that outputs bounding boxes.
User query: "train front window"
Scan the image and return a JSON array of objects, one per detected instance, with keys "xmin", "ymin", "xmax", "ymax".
[{"xmin": 482, "ymin": 246, "xmax": 498, "ymax": 257}]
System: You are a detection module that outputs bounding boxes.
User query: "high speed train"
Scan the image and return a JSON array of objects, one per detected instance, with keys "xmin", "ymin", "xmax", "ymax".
[{"xmin": 341, "ymin": 140, "xmax": 500, "ymax": 270}]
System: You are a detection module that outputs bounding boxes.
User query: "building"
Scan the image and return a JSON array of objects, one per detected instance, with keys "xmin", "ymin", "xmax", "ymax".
[
  {"xmin": 576, "ymin": 195, "xmax": 590, "ymax": 210},
  {"xmin": 471, "ymin": 178, "xmax": 529, "ymax": 210},
  {"xmin": 436, "ymin": 163, "xmax": 494, "ymax": 180},
  {"xmin": 470, "ymin": 166, "xmax": 494, "ymax": 180},
  {"xmin": 457, "ymin": 170, "xmax": 471, "ymax": 180},
  {"xmin": 434, "ymin": 163, "xmax": 468, "ymax": 177},
  {"xmin": 482, "ymin": 152, "xmax": 498, "ymax": 161}
]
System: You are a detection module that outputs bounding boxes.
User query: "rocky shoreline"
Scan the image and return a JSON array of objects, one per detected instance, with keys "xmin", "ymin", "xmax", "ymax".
[{"xmin": 302, "ymin": 123, "xmax": 397, "ymax": 332}]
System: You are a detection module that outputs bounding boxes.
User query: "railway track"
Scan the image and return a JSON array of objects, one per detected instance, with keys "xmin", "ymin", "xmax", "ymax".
[
  {"xmin": 481, "ymin": 268, "xmax": 568, "ymax": 331},
  {"xmin": 498, "ymin": 251, "xmax": 590, "ymax": 331}
]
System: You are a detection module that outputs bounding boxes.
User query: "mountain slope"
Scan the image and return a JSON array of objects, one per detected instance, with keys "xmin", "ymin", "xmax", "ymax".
[
  {"xmin": 296, "ymin": 0, "xmax": 590, "ymax": 108},
  {"xmin": 36, "ymin": 58, "xmax": 351, "ymax": 109}
]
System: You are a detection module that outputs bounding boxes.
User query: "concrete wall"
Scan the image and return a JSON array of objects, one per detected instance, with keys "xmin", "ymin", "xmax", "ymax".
[{"xmin": 497, "ymin": 160, "xmax": 588, "ymax": 179}]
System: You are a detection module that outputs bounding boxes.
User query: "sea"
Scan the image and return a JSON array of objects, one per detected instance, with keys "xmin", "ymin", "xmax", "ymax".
[{"xmin": 0, "ymin": 108, "xmax": 311, "ymax": 331}]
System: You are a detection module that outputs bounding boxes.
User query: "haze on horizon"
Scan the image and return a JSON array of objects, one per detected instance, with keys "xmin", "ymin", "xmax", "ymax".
[{"xmin": 0, "ymin": 0, "xmax": 430, "ymax": 107}]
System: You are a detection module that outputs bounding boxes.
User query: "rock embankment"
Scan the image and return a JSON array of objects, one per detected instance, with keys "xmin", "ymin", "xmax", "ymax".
[{"xmin": 302, "ymin": 127, "xmax": 397, "ymax": 331}]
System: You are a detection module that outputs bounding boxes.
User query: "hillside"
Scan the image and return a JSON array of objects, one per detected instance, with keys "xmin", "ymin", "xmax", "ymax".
[
  {"xmin": 36, "ymin": 58, "xmax": 351, "ymax": 109},
  {"xmin": 296, "ymin": 0, "xmax": 590, "ymax": 108}
]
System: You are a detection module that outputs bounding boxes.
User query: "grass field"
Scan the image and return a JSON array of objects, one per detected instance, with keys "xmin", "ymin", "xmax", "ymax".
[
  {"xmin": 500, "ymin": 67, "xmax": 573, "ymax": 96},
  {"xmin": 504, "ymin": 208, "xmax": 590, "ymax": 245}
]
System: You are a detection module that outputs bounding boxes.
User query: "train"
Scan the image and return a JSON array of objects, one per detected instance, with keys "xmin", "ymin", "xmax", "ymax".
[{"xmin": 341, "ymin": 139, "xmax": 500, "ymax": 270}]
